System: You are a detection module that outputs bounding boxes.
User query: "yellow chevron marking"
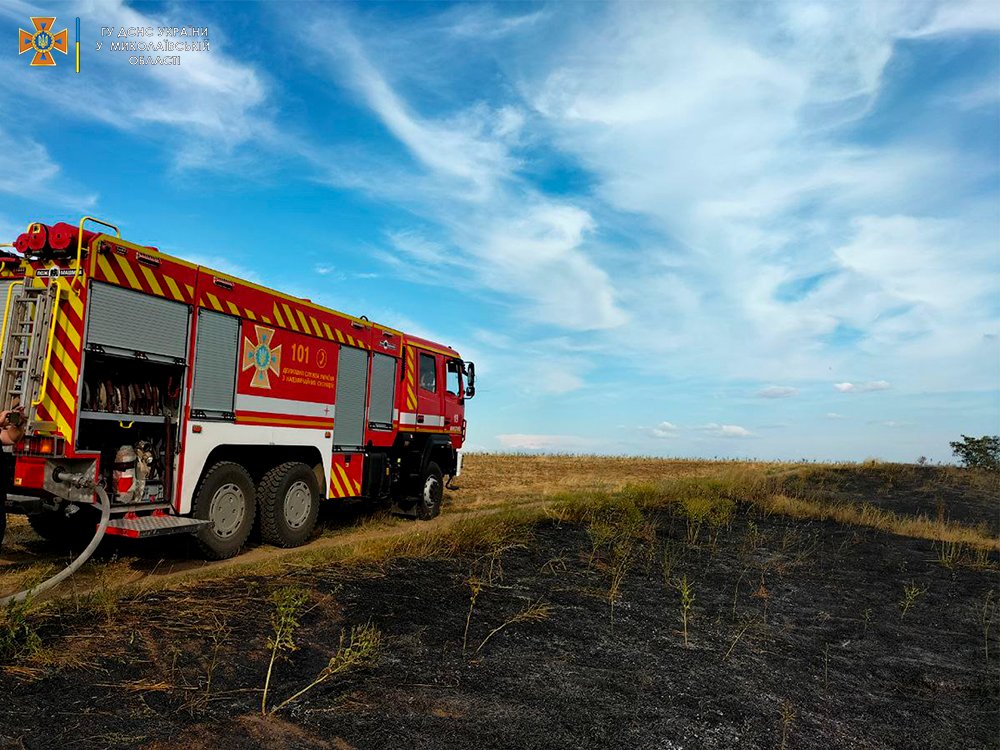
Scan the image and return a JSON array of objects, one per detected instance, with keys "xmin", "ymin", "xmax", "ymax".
[
  {"xmin": 50, "ymin": 338, "xmax": 79, "ymax": 381},
  {"xmin": 227, "ymin": 300, "xmax": 241, "ymax": 317},
  {"xmin": 272, "ymin": 303, "xmax": 286, "ymax": 328},
  {"xmin": 55, "ymin": 313, "xmax": 82, "ymax": 353},
  {"xmin": 47, "ymin": 364, "xmax": 76, "ymax": 414},
  {"xmin": 283, "ymin": 304, "xmax": 300, "ymax": 331},
  {"xmin": 204, "ymin": 293, "xmax": 223, "ymax": 311},
  {"xmin": 322, "ymin": 322, "xmax": 335, "ymax": 340},
  {"xmin": 245, "ymin": 308, "xmax": 257, "ymax": 321},
  {"xmin": 309, "ymin": 316, "xmax": 323, "ymax": 337},
  {"xmin": 55, "ymin": 280, "xmax": 84, "ymax": 319},
  {"xmin": 40, "ymin": 389, "xmax": 72, "ymax": 434},
  {"xmin": 139, "ymin": 266, "xmax": 164, "ymax": 297},
  {"xmin": 329, "ymin": 466, "xmax": 347, "ymax": 497},
  {"xmin": 185, "ymin": 284, "xmax": 195, "ymax": 299},
  {"xmin": 335, "ymin": 464, "xmax": 356, "ymax": 497},
  {"xmin": 335, "ymin": 329, "xmax": 345, "ymax": 344},
  {"xmin": 114, "ymin": 254, "xmax": 143, "ymax": 291},
  {"xmin": 163, "ymin": 275, "xmax": 185, "ymax": 302},
  {"xmin": 296, "ymin": 309, "xmax": 310, "ymax": 333},
  {"xmin": 40, "ymin": 395, "xmax": 72, "ymax": 439},
  {"xmin": 262, "ymin": 316, "xmax": 272, "ymax": 324}
]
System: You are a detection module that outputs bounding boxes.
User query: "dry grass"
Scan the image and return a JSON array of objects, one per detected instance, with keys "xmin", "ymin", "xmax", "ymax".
[{"xmin": 1, "ymin": 455, "xmax": 996, "ymax": 624}]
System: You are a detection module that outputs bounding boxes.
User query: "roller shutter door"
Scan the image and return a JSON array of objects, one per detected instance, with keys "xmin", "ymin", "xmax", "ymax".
[
  {"xmin": 87, "ymin": 282, "xmax": 189, "ymax": 360},
  {"xmin": 191, "ymin": 310, "xmax": 239, "ymax": 417},
  {"xmin": 333, "ymin": 346, "xmax": 368, "ymax": 448},
  {"xmin": 367, "ymin": 353, "xmax": 396, "ymax": 430},
  {"xmin": 0, "ymin": 280, "xmax": 16, "ymax": 313}
]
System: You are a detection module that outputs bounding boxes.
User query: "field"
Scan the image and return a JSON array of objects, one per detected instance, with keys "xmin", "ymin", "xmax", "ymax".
[{"xmin": 1, "ymin": 455, "xmax": 997, "ymax": 750}]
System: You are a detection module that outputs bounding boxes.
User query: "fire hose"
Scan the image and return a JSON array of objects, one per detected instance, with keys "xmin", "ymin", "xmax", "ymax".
[{"xmin": 0, "ymin": 481, "xmax": 111, "ymax": 607}]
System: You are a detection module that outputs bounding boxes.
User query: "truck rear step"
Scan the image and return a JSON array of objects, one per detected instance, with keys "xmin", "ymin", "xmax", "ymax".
[{"xmin": 105, "ymin": 515, "xmax": 210, "ymax": 539}]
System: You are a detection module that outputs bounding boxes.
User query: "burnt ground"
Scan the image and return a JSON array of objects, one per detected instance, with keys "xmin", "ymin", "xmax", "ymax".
[
  {"xmin": 785, "ymin": 465, "xmax": 1000, "ymax": 534},
  {"xmin": 1, "ymin": 473, "xmax": 998, "ymax": 750}
]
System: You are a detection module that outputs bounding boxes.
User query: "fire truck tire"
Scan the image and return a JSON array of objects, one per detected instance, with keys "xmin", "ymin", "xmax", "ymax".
[
  {"xmin": 192, "ymin": 462, "xmax": 256, "ymax": 560},
  {"xmin": 416, "ymin": 462, "xmax": 443, "ymax": 521},
  {"xmin": 257, "ymin": 462, "xmax": 320, "ymax": 548}
]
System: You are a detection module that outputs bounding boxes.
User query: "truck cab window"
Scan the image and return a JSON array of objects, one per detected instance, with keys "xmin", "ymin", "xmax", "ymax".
[
  {"xmin": 446, "ymin": 360, "xmax": 461, "ymax": 395},
  {"xmin": 419, "ymin": 353, "xmax": 437, "ymax": 392}
]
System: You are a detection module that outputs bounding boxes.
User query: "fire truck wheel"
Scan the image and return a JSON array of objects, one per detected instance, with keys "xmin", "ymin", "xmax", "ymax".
[
  {"xmin": 257, "ymin": 462, "xmax": 321, "ymax": 548},
  {"xmin": 416, "ymin": 462, "xmax": 443, "ymax": 521},
  {"xmin": 192, "ymin": 462, "xmax": 256, "ymax": 560}
]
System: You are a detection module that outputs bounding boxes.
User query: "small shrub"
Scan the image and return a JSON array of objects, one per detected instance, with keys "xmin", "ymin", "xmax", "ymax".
[
  {"xmin": 898, "ymin": 582, "xmax": 925, "ymax": 620},
  {"xmin": 674, "ymin": 575, "xmax": 695, "ymax": 648},
  {"xmin": 261, "ymin": 586, "xmax": 310, "ymax": 714},
  {"xmin": 0, "ymin": 598, "xmax": 41, "ymax": 662},
  {"xmin": 269, "ymin": 622, "xmax": 381, "ymax": 714},
  {"xmin": 949, "ymin": 435, "xmax": 1000, "ymax": 472}
]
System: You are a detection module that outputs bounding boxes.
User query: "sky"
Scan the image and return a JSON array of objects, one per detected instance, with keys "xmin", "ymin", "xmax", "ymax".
[{"xmin": 1, "ymin": 0, "xmax": 998, "ymax": 462}]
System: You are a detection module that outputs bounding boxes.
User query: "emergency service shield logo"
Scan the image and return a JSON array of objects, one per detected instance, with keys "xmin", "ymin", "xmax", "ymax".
[
  {"xmin": 243, "ymin": 325, "xmax": 282, "ymax": 389},
  {"xmin": 18, "ymin": 17, "xmax": 68, "ymax": 66}
]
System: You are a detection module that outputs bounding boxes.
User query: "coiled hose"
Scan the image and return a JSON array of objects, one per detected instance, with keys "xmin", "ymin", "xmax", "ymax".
[{"xmin": 0, "ymin": 485, "xmax": 111, "ymax": 606}]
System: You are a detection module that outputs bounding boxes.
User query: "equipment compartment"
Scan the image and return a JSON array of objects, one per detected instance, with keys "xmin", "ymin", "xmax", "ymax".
[{"xmin": 78, "ymin": 352, "xmax": 183, "ymax": 422}]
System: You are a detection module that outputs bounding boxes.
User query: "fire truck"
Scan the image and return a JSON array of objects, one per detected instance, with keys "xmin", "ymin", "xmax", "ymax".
[{"xmin": 0, "ymin": 218, "xmax": 475, "ymax": 559}]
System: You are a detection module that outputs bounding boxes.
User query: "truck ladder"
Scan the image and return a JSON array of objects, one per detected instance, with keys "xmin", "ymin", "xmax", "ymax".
[{"xmin": 0, "ymin": 282, "xmax": 59, "ymax": 423}]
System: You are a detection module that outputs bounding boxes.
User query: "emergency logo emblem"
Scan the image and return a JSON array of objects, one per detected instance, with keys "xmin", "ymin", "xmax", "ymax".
[
  {"xmin": 242, "ymin": 325, "xmax": 282, "ymax": 389},
  {"xmin": 18, "ymin": 17, "xmax": 68, "ymax": 67}
]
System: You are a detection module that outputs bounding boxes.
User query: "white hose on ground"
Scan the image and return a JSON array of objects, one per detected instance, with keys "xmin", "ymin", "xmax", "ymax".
[{"xmin": 0, "ymin": 485, "xmax": 111, "ymax": 607}]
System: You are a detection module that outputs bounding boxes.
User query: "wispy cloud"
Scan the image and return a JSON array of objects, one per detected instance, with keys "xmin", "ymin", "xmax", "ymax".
[
  {"xmin": 757, "ymin": 385, "xmax": 800, "ymax": 399},
  {"xmin": 293, "ymin": 11, "xmax": 627, "ymax": 332},
  {"xmin": 0, "ymin": 1, "xmax": 270, "ymax": 164},
  {"xmin": 496, "ymin": 433, "xmax": 597, "ymax": 451},
  {"xmin": 700, "ymin": 423, "xmax": 753, "ymax": 438},
  {"xmin": 834, "ymin": 381, "xmax": 891, "ymax": 393},
  {"xmin": 0, "ymin": 127, "xmax": 97, "ymax": 210},
  {"xmin": 644, "ymin": 421, "xmax": 680, "ymax": 439}
]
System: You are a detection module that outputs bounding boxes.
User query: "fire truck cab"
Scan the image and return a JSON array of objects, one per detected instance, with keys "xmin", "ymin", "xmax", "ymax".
[{"xmin": 0, "ymin": 218, "xmax": 475, "ymax": 559}]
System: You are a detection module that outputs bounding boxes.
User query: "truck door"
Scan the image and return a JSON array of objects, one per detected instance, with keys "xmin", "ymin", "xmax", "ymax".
[
  {"xmin": 415, "ymin": 350, "xmax": 444, "ymax": 429},
  {"xmin": 443, "ymin": 358, "xmax": 463, "ymax": 435}
]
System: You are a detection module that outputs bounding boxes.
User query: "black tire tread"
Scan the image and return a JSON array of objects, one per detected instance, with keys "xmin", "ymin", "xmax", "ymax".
[
  {"xmin": 192, "ymin": 461, "xmax": 255, "ymax": 560},
  {"xmin": 257, "ymin": 461, "xmax": 320, "ymax": 548},
  {"xmin": 416, "ymin": 461, "xmax": 444, "ymax": 521}
]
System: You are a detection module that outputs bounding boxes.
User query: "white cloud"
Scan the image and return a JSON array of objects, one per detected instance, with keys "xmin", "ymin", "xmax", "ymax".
[
  {"xmin": 826, "ymin": 412, "xmax": 845, "ymax": 419},
  {"xmin": 834, "ymin": 381, "xmax": 891, "ymax": 393},
  {"xmin": 0, "ymin": 1, "xmax": 269, "ymax": 162},
  {"xmin": 701, "ymin": 423, "xmax": 753, "ymax": 438},
  {"xmin": 0, "ymin": 127, "xmax": 97, "ymax": 209},
  {"xmin": 647, "ymin": 421, "xmax": 680, "ymax": 439},
  {"xmin": 296, "ymin": 14, "xmax": 627, "ymax": 332},
  {"xmin": 757, "ymin": 385, "xmax": 799, "ymax": 399},
  {"xmin": 496, "ymin": 433, "xmax": 596, "ymax": 451}
]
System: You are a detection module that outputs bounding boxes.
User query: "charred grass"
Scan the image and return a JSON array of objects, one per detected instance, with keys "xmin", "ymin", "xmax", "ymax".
[{"xmin": 0, "ymin": 456, "xmax": 998, "ymax": 748}]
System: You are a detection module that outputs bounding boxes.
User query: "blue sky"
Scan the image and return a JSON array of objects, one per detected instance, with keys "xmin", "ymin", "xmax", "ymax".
[{"xmin": 2, "ymin": 0, "xmax": 998, "ymax": 461}]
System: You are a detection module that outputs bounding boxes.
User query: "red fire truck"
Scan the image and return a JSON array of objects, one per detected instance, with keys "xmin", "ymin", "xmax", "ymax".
[{"xmin": 0, "ymin": 218, "xmax": 475, "ymax": 559}]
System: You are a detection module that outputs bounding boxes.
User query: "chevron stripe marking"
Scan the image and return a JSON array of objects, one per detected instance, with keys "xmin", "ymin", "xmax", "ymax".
[
  {"xmin": 139, "ymin": 266, "xmax": 164, "ymax": 297},
  {"xmin": 163, "ymin": 275, "xmax": 185, "ymax": 302}
]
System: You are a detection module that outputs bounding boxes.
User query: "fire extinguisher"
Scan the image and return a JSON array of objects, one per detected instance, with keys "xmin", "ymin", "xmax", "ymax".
[{"xmin": 112, "ymin": 444, "xmax": 137, "ymax": 503}]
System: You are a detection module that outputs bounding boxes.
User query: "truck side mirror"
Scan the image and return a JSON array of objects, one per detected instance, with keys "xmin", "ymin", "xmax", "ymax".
[{"xmin": 464, "ymin": 361, "xmax": 476, "ymax": 399}]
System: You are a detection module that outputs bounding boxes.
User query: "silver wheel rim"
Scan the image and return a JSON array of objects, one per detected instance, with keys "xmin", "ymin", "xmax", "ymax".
[
  {"xmin": 209, "ymin": 483, "xmax": 246, "ymax": 539},
  {"xmin": 284, "ymin": 480, "xmax": 312, "ymax": 529},
  {"xmin": 423, "ymin": 477, "xmax": 440, "ymax": 509}
]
